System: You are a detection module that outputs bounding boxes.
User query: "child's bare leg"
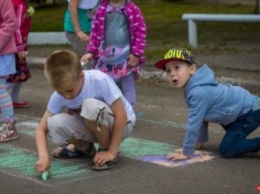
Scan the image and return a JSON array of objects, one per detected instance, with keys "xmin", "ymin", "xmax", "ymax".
[
  {"xmin": 67, "ymin": 137, "xmax": 91, "ymax": 150},
  {"xmin": 80, "ymin": 98, "xmax": 115, "ymax": 149},
  {"xmin": 48, "ymin": 113, "xmax": 96, "ymax": 158},
  {"xmin": 83, "ymin": 118, "xmax": 110, "ymax": 149}
]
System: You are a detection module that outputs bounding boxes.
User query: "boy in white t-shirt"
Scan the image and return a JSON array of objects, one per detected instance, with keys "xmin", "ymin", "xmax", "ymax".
[{"xmin": 35, "ymin": 50, "xmax": 135, "ymax": 173}]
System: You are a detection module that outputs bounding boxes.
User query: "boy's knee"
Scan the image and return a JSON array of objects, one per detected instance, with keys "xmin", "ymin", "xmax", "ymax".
[
  {"xmin": 47, "ymin": 114, "xmax": 70, "ymax": 144},
  {"xmin": 47, "ymin": 114, "xmax": 64, "ymax": 130},
  {"xmin": 81, "ymin": 98, "xmax": 113, "ymax": 130},
  {"xmin": 81, "ymin": 99, "xmax": 101, "ymax": 115},
  {"xmin": 81, "ymin": 99, "xmax": 111, "ymax": 120}
]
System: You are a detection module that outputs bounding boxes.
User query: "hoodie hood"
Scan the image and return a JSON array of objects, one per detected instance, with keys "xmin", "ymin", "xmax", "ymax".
[{"xmin": 185, "ymin": 64, "xmax": 218, "ymax": 96}]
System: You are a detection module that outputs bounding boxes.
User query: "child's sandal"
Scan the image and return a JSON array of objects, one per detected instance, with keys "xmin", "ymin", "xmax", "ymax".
[
  {"xmin": 91, "ymin": 148, "xmax": 117, "ymax": 171},
  {"xmin": 52, "ymin": 143, "xmax": 96, "ymax": 158}
]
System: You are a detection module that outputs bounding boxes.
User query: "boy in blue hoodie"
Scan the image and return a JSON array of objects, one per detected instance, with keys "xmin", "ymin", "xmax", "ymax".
[{"xmin": 154, "ymin": 48, "xmax": 260, "ymax": 160}]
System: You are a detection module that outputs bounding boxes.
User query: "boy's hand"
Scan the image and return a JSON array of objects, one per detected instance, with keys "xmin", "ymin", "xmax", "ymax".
[
  {"xmin": 127, "ymin": 54, "xmax": 139, "ymax": 67},
  {"xmin": 166, "ymin": 149, "xmax": 191, "ymax": 161},
  {"xmin": 93, "ymin": 151, "xmax": 116, "ymax": 167},
  {"xmin": 35, "ymin": 157, "xmax": 50, "ymax": 175}
]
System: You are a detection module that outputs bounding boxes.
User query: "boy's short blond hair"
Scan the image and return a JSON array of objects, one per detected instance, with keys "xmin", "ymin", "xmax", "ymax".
[{"xmin": 44, "ymin": 50, "xmax": 82, "ymax": 90}]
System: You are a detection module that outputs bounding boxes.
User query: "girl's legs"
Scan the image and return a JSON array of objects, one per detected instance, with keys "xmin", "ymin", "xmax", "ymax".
[
  {"xmin": 10, "ymin": 82, "xmax": 22, "ymax": 102},
  {"xmin": 121, "ymin": 73, "xmax": 136, "ymax": 108},
  {"xmin": 6, "ymin": 82, "xmax": 30, "ymax": 108},
  {"xmin": 0, "ymin": 78, "xmax": 15, "ymax": 123},
  {"xmin": 0, "ymin": 77, "xmax": 18, "ymax": 142}
]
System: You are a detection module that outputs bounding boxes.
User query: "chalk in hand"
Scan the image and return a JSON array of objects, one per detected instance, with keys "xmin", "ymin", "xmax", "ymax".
[
  {"xmin": 81, "ymin": 61, "xmax": 88, "ymax": 67},
  {"xmin": 41, "ymin": 171, "xmax": 48, "ymax": 181}
]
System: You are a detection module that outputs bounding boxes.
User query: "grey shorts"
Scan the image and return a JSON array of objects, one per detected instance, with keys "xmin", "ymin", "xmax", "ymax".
[
  {"xmin": 65, "ymin": 32, "xmax": 88, "ymax": 57},
  {"xmin": 48, "ymin": 98, "xmax": 134, "ymax": 144}
]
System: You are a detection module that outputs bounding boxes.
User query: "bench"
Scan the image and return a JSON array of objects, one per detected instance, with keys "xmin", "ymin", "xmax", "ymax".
[
  {"xmin": 28, "ymin": 32, "xmax": 69, "ymax": 45},
  {"xmin": 182, "ymin": 14, "xmax": 260, "ymax": 48}
]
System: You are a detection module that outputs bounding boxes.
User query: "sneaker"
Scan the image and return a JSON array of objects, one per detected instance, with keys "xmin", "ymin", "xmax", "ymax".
[
  {"xmin": 0, "ymin": 122, "xmax": 18, "ymax": 142},
  {"xmin": 13, "ymin": 101, "xmax": 30, "ymax": 108}
]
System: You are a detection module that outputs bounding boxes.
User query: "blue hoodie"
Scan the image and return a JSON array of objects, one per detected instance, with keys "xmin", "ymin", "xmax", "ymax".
[{"xmin": 183, "ymin": 64, "xmax": 253, "ymax": 155}]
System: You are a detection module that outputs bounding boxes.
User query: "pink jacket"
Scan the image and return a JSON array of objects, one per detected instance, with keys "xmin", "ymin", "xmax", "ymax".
[
  {"xmin": 0, "ymin": 0, "xmax": 17, "ymax": 55},
  {"xmin": 88, "ymin": 0, "xmax": 147, "ymax": 64},
  {"xmin": 12, "ymin": 0, "xmax": 32, "ymax": 52}
]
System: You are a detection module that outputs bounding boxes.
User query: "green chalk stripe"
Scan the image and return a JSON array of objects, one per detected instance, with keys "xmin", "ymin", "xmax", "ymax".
[
  {"xmin": 0, "ymin": 145, "xmax": 90, "ymax": 178},
  {"xmin": 120, "ymin": 137, "xmax": 176, "ymax": 157}
]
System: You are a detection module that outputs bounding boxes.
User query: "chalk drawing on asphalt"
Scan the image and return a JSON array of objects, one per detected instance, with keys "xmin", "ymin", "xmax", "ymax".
[
  {"xmin": 16, "ymin": 118, "xmax": 216, "ymax": 167},
  {"xmin": 135, "ymin": 150, "xmax": 216, "ymax": 168},
  {"xmin": 120, "ymin": 137, "xmax": 216, "ymax": 168},
  {"xmin": 0, "ymin": 115, "xmax": 216, "ymax": 183}
]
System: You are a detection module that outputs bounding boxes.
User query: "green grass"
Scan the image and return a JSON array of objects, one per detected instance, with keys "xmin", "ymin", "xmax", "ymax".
[{"xmin": 30, "ymin": 0, "xmax": 260, "ymax": 61}]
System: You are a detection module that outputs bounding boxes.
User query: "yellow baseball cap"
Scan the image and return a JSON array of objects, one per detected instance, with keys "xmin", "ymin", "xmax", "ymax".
[{"xmin": 154, "ymin": 48, "xmax": 195, "ymax": 70}]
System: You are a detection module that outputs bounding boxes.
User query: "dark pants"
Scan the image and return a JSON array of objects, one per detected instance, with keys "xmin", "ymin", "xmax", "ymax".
[{"xmin": 219, "ymin": 109, "xmax": 260, "ymax": 158}]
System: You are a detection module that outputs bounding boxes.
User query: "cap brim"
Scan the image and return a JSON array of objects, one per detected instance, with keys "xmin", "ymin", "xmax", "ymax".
[{"xmin": 154, "ymin": 58, "xmax": 187, "ymax": 70}]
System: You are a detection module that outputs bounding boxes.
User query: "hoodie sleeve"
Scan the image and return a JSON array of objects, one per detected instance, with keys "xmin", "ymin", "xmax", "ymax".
[
  {"xmin": 197, "ymin": 121, "xmax": 209, "ymax": 143},
  {"xmin": 183, "ymin": 93, "xmax": 209, "ymax": 156}
]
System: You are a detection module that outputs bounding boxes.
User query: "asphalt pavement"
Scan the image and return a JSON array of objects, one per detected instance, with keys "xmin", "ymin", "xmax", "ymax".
[{"xmin": 0, "ymin": 45, "xmax": 259, "ymax": 194}]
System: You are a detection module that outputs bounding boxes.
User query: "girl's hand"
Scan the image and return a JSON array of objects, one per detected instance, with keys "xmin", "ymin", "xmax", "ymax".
[
  {"xmin": 127, "ymin": 54, "xmax": 139, "ymax": 67},
  {"xmin": 27, "ymin": 6, "xmax": 35, "ymax": 17},
  {"xmin": 18, "ymin": 51, "xmax": 26, "ymax": 60},
  {"xmin": 81, "ymin": 53, "xmax": 93, "ymax": 63},
  {"xmin": 76, "ymin": 31, "xmax": 89, "ymax": 42}
]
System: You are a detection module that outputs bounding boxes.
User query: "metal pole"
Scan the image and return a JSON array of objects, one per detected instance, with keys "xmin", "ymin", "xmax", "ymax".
[
  {"xmin": 188, "ymin": 20, "xmax": 197, "ymax": 48},
  {"xmin": 254, "ymin": 0, "xmax": 259, "ymax": 14}
]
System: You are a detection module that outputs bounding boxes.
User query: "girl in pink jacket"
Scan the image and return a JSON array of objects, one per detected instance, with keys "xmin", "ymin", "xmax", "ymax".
[
  {"xmin": 0, "ymin": 0, "xmax": 19, "ymax": 142},
  {"xmin": 81, "ymin": 0, "xmax": 146, "ymax": 108},
  {"xmin": 7, "ymin": 0, "xmax": 33, "ymax": 108}
]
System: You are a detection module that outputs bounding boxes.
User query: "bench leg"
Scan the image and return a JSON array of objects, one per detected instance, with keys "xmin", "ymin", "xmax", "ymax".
[{"xmin": 188, "ymin": 20, "xmax": 197, "ymax": 48}]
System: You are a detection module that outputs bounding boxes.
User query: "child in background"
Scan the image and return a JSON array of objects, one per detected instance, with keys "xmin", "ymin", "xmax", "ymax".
[
  {"xmin": 0, "ymin": 0, "xmax": 19, "ymax": 142},
  {"xmin": 7, "ymin": 0, "xmax": 34, "ymax": 108},
  {"xmin": 64, "ymin": 0, "xmax": 100, "ymax": 58},
  {"xmin": 81, "ymin": 0, "xmax": 146, "ymax": 108},
  {"xmin": 35, "ymin": 50, "xmax": 135, "ymax": 173},
  {"xmin": 154, "ymin": 48, "xmax": 260, "ymax": 160}
]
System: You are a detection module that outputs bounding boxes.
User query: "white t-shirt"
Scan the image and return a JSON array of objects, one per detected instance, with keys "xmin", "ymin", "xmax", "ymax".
[
  {"xmin": 67, "ymin": 0, "xmax": 99, "ymax": 10},
  {"xmin": 47, "ymin": 70, "xmax": 136, "ymax": 125}
]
